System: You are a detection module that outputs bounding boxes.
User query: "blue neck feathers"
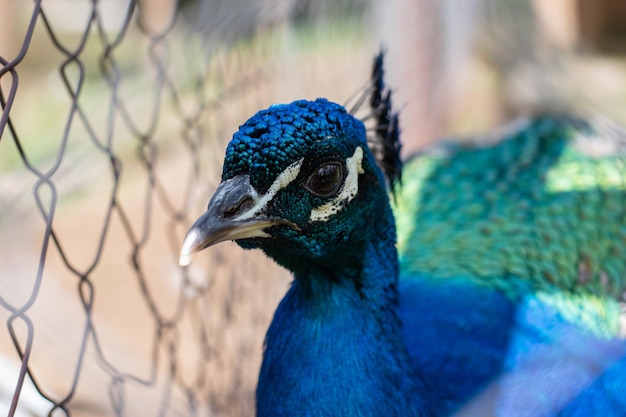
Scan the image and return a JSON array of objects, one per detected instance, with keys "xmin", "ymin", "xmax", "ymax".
[{"xmin": 256, "ymin": 206, "xmax": 439, "ymax": 417}]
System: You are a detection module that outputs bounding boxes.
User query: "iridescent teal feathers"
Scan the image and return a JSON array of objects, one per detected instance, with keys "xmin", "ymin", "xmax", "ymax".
[{"xmin": 395, "ymin": 117, "xmax": 626, "ymax": 336}]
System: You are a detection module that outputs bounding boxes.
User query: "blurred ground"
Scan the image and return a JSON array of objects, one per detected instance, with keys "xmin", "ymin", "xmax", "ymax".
[{"xmin": 1, "ymin": 1, "xmax": 626, "ymax": 416}]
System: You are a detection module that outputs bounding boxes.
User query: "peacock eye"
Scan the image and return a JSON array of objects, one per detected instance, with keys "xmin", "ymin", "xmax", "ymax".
[{"xmin": 306, "ymin": 162, "xmax": 344, "ymax": 198}]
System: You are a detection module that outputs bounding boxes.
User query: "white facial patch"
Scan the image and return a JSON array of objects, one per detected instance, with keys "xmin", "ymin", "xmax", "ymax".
[
  {"xmin": 309, "ymin": 146, "xmax": 364, "ymax": 222},
  {"xmin": 234, "ymin": 158, "xmax": 304, "ymax": 221}
]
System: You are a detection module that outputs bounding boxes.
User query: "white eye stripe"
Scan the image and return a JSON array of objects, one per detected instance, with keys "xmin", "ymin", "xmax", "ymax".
[
  {"xmin": 234, "ymin": 158, "xmax": 304, "ymax": 221},
  {"xmin": 309, "ymin": 146, "xmax": 364, "ymax": 222},
  {"xmin": 233, "ymin": 146, "xmax": 364, "ymax": 224}
]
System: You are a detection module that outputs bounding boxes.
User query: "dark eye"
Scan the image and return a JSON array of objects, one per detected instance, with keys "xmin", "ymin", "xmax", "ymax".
[{"xmin": 306, "ymin": 162, "xmax": 344, "ymax": 197}]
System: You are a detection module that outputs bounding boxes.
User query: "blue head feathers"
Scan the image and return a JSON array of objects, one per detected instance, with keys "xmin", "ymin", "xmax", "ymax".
[
  {"xmin": 223, "ymin": 99, "xmax": 369, "ymax": 190},
  {"xmin": 192, "ymin": 98, "xmax": 394, "ymax": 277}
]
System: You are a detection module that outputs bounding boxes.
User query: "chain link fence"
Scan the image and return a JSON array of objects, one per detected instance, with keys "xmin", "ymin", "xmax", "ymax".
[{"xmin": 0, "ymin": 1, "xmax": 374, "ymax": 416}]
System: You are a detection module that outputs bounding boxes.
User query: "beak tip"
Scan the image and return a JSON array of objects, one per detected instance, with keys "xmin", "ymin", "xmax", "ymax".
[
  {"xmin": 179, "ymin": 228, "xmax": 203, "ymax": 267},
  {"xmin": 179, "ymin": 252, "xmax": 193, "ymax": 267}
]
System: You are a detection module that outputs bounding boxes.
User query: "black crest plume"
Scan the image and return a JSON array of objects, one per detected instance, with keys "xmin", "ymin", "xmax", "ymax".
[
  {"xmin": 347, "ymin": 49, "xmax": 403, "ymax": 194},
  {"xmin": 369, "ymin": 49, "xmax": 402, "ymax": 192}
]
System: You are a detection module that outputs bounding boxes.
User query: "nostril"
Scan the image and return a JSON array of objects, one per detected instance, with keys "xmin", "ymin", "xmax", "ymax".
[{"xmin": 223, "ymin": 196, "xmax": 254, "ymax": 218}]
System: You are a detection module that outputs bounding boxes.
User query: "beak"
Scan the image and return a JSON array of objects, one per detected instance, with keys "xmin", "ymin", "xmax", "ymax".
[{"xmin": 179, "ymin": 175, "xmax": 296, "ymax": 266}]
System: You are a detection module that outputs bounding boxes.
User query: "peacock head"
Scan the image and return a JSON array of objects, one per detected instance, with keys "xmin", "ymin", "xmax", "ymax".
[{"xmin": 179, "ymin": 98, "xmax": 394, "ymax": 275}]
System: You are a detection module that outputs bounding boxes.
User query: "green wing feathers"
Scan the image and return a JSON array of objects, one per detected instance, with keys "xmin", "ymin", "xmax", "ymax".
[{"xmin": 394, "ymin": 117, "xmax": 626, "ymax": 335}]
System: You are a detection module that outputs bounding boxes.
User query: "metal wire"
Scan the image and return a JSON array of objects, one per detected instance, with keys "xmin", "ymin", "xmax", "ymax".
[{"xmin": 0, "ymin": 1, "xmax": 285, "ymax": 416}]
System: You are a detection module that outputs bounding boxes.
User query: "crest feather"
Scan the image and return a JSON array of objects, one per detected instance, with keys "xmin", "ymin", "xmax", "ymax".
[{"xmin": 347, "ymin": 49, "xmax": 402, "ymax": 193}]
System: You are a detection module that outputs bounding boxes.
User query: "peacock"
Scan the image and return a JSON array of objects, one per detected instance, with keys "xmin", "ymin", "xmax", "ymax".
[{"xmin": 179, "ymin": 52, "xmax": 626, "ymax": 416}]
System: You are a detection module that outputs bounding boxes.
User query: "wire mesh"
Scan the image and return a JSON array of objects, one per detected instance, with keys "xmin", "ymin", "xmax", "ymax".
[
  {"xmin": 0, "ymin": 1, "xmax": 300, "ymax": 416},
  {"xmin": 0, "ymin": 0, "xmax": 379, "ymax": 415}
]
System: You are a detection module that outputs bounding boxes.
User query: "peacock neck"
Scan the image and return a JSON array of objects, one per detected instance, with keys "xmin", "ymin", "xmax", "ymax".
[{"xmin": 256, "ymin": 208, "xmax": 438, "ymax": 416}]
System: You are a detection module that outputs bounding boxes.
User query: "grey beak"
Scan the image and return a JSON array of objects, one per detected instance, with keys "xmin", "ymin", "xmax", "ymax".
[{"xmin": 179, "ymin": 175, "xmax": 296, "ymax": 266}]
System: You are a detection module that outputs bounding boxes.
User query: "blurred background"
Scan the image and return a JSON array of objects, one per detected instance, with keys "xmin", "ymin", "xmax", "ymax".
[{"xmin": 1, "ymin": 0, "xmax": 626, "ymax": 416}]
